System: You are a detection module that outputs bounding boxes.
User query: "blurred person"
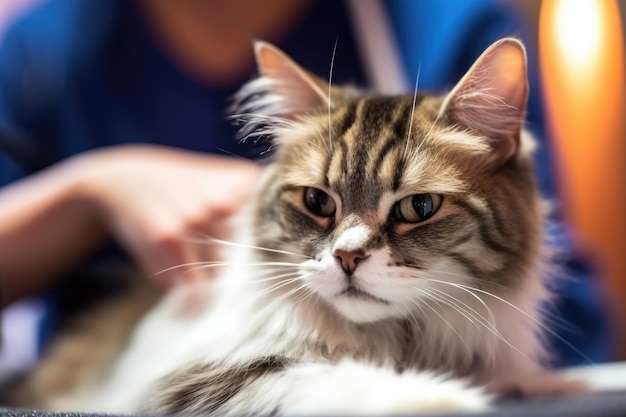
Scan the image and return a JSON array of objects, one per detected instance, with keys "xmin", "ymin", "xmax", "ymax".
[{"xmin": 0, "ymin": 0, "xmax": 612, "ymax": 378}]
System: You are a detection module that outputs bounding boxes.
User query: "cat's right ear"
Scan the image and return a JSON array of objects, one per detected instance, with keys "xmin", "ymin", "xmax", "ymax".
[
  {"xmin": 253, "ymin": 41, "xmax": 330, "ymax": 118},
  {"xmin": 440, "ymin": 38, "xmax": 528, "ymax": 166}
]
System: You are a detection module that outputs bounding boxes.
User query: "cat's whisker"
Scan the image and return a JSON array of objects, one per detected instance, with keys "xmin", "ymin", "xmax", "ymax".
[
  {"xmin": 534, "ymin": 305, "xmax": 580, "ymax": 334},
  {"xmin": 249, "ymin": 265, "xmax": 300, "ymax": 275},
  {"xmin": 294, "ymin": 285, "xmax": 322, "ymax": 315},
  {"xmin": 214, "ymin": 266, "xmax": 301, "ymax": 284},
  {"xmin": 293, "ymin": 283, "xmax": 318, "ymax": 304},
  {"xmin": 186, "ymin": 234, "xmax": 312, "ymax": 259},
  {"xmin": 327, "ymin": 37, "xmax": 339, "ymax": 153},
  {"xmin": 246, "ymin": 271, "xmax": 303, "ymax": 285},
  {"xmin": 292, "ymin": 288, "xmax": 311, "ymax": 303},
  {"xmin": 388, "ymin": 273, "xmax": 432, "ymax": 326},
  {"xmin": 398, "ymin": 299, "xmax": 424, "ymax": 338},
  {"xmin": 155, "ymin": 261, "xmax": 231, "ymax": 276},
  {"xmin": 250, "ymin": 276, "xmax": 304, "ymax": 302},
  {"xmin": 259, "ymin": 274, "xmax": 315, "ymax": 311},
  {"xmin": 172, "ymin": 261, "xmax": 302, "ymax": 275},
  {"xmin": 424, "ymin": 287, "xmax": 518, "ymax": 364},
  {"xmin": 201, "ymin": 268, "xmax": 299, "ymax": 283},
  {"xmin": 426, "ymin": 278, "xmax": 594, "ymax": 365},
  {"xmin": 409, "ymin": 291, "xmax": 472, "ymax": 355},
  {"xmin": 156, "ymin": 261, "xmax": 303, "ymax": 281},
  {"xmin": 418, "ymin": 287, "xmax": 512, "ymax": 364},
  {"xmin": 240, "ymin": 261, "xmax": 305, "ymax": 268},
  {"xmin": 432, "ymin": 290, "xmax": 533, "ymax": 364},
  {"xmin": 422, "ymin": 273, "xmax": 500, "ymax": 332},
  {"xmin": 403, "ymin": 64, "xmax": 421, "ymax": 161},
  {"xmin": 400, "ymin": 269, "xmax": 496, "ymax": 330},
  {"xmin": 249, "ymin": 271, "xmax": 314, "ymax": 302},
  {"xmin": 434, "ymin": 286, "xmax": 501, "ymax": 357},
  {"xmin": 405, "ymin": 265, "xmax": 509, "ymax": 292},
  {"xmin": 420, "ymin": 288, "xmax": 477, "ymax": 326},
  {"xmin": 289, "ymin": 285, "xmax": 315, "ymax": 303}
]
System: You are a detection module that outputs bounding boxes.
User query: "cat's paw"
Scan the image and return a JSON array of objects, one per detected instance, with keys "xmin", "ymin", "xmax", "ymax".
[
  {"xmin": 283, "ymin": 361, "xmax": 491, "ymax": 415},
  {"xmin": 380, "ymin": 374, "xmax": 491, "ymax": 414},
  {"xmin": 490, "ymin": 371, "xmax": 589, "ymax": 398}
]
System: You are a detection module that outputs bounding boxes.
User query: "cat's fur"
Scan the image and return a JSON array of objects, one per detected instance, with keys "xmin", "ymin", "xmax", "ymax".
[{"xmin": 4, "ymin": 38, "xmax": 586, "ymax": 415}]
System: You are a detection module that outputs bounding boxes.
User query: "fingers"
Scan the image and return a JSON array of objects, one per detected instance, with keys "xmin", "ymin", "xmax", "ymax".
[
  {"xmin": 72, "ymin": 147, "xmax": 258, "ymax": 291},
  {"xmin": 141, "ymin": 225, "xmax": 215, "ymax": 289},
  {"xmin": 140, "ymin": 209, "xmax": 236, "ymax": 290}
]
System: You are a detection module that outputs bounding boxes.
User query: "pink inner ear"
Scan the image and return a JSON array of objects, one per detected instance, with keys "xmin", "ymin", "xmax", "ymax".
[
  {"xmin": 442, "ymin": 39, "xmax": 528, "ymax": 163},
  {"xmin": 489, "ymin": 43, "xmax": 528, "ymax": 112},
  {"xmin": 254, "ymin": 41, "xmax": 329, "ymax": 117}
]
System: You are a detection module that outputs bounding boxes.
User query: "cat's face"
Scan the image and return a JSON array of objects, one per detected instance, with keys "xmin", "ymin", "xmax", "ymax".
[{"xmin": 239, "ymin": 39, "xmax": 542, "ymax": 323}]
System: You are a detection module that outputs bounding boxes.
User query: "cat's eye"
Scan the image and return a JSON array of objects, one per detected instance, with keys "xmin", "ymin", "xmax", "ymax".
[
  {"xmin": 303, "ymin": 187, "xmax": 336, "ymax": 217},
  {"xmin": 392, "ymin": 194, "xmax": 443, "ymax": 223}
]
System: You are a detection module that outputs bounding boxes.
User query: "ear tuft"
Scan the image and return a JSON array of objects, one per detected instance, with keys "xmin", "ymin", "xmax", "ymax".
[
  {"xmin": 253, "ymin": 41, "xmax": 330, "ymax": 115},
  {"xmin": 441, "ymin": 38, "xmax": 528, "ymax": 165},
  {"xmin": 230, "ymin": 41, "xmax": 331, "ymax": 142}
]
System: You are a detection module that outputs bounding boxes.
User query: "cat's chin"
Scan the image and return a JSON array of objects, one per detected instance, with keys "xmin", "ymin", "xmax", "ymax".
[{"xmin": 330, "ymin": 296, "xmax": 401, "ymax": 324}]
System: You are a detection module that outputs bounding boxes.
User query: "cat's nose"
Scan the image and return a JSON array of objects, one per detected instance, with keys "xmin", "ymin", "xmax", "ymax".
[{"xmin": 334, "ymin": 249, "xmax": 366, "ymax": 275}]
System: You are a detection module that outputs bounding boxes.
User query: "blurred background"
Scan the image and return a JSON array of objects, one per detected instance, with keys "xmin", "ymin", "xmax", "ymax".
[{"xmin": 534, "ymin": 0, "xmax": 626, "ymax": 360}]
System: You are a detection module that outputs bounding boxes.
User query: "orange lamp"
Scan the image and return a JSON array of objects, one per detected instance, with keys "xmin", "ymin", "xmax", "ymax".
[{"xmin": 539, "ymin": 0, "xmax": 626, "ymax": 358}]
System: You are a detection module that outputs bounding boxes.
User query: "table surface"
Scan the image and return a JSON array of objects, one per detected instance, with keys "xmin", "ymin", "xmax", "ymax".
[{"xmin": 568, "ymin": 361, "xmax": 626, "ymax": 391}]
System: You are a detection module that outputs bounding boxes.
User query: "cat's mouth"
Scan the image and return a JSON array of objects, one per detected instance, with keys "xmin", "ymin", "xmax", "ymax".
[{"xmin": 339, "ymin": 285, "xmax": 389, "ymax": 304}]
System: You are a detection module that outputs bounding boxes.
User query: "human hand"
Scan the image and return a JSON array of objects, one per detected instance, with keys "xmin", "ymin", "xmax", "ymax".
[{"xmin": 70, "ymin": 144, "xmax": 260, "ymax": 288}]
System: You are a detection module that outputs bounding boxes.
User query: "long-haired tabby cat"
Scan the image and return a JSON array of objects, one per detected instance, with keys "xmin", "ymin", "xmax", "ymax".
[{"xmin": 4, "ymin": 38, "xmax": 586, "ymax": 415}]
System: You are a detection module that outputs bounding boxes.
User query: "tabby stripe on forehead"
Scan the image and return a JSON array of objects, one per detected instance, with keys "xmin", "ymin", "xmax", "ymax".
[
  {"xmin": 322, "ymin": 152, "xmax": 333, "ymax": 188},
  {"xmin": 330, "ymin": 134, "xmax": 349, "ymax": 187},
  {"xmin": 343, "ymin": 98, "xmax": 371, "ymax": 180},
  {"xmin": 370, "ymin": 98, "xmax": 413, "ymax": 174},
  {"xmin": 452, "ymin": 200, "xmax": 513, "ymax": 254},
  {"xmin": 333, "ymin": 100, "xmax": 359, "ymax": 139},
  {"xmin": 392, "ymin": 157, "xmax": 406, "ymax": 192},
  {"xmin": 325, "ymin": 101, "xmax": 360, "ymax": 186},
  {"xmin": 346, "ymin": 97, "xmax": 402, "ymax": 182}
]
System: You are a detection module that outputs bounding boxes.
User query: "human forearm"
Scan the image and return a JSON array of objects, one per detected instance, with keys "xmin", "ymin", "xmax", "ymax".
[
  {"xmin": 0, "ymin": 160, "xmax": 107, "ymax": 306},
  {"xmin": 0, "ymin": 145, "xmax": 261, "ymax": 305}
]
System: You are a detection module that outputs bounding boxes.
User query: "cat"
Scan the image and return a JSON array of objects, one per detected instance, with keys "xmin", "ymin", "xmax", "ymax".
[{"xmin": 4, "ymin": 37, "xmax": 586, "ymax": 415}]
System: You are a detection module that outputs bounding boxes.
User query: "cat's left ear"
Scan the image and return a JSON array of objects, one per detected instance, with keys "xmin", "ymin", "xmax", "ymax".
[
  {"xmin": 253, "ymin": 41, "xmax": 330, "ymax": 118},
  {"xmin": 440, "ymin": 38, "xmax": 528, "ymax": 165}
]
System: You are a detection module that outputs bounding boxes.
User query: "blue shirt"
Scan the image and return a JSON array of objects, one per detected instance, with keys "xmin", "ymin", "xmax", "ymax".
[{"xmin": 0, "ymin": 0, "xmax": 367, "ymax": 183}]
